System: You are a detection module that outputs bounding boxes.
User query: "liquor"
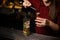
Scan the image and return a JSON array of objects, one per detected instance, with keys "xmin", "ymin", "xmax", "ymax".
[
  {"xmin": 23, "ymin": 18, "xmax": 30, "ymax": 36},
  {"xmin": 23, "ymin": 12, "xmax": 30, "ymax": 36}
]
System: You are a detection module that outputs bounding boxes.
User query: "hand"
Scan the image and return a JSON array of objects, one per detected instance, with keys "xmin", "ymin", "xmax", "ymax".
[
  {"xmin": 35, "ymin": 17, "xmax": 59, "ymax": 31},
  {"xmin": 23, "ymin": 0, "xmax": 31, "ymax": 8},
  {"xmin": 35, "ymin": 17, "xmax": 49, "ymax": 27},
  {"xmin": 43, "ymin": 0, "xmax": 48, "ymax": 2}
]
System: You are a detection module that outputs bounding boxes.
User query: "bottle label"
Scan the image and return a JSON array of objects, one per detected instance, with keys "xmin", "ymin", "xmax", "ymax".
[
  {"xmin": 23, "ymin": 20, "xmax": 30, "ymax": 36},
  {"xmin": 24, "ymin": 21, "xmax": 30, "ymax": 28}
]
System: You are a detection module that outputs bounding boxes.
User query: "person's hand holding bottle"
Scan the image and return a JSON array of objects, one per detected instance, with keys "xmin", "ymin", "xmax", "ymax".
[{"xmin": 23, "ymin": 0, "xmax": 32, "ymax": 8}]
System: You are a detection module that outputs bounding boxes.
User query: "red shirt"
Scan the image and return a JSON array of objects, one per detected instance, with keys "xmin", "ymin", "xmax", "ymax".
[{"xmin": 29, "ymin": 0, "xmax": 60, "ymax": 36}]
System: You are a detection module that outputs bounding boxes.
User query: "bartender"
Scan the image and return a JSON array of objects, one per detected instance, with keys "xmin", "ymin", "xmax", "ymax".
[{"xmin": 23, "ymin": 0, "xmax": 60, "ymax": 37}]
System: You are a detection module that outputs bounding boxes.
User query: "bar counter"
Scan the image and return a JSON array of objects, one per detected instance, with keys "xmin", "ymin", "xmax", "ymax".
[{"xmin": 0, "ymin": 27, "xmax": 60, "ymax": 40}]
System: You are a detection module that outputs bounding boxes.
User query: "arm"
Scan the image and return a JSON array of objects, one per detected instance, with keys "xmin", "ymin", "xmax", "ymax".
[
  {"xmin": 48, "ymin": 20, "xmax": 59, "ymax": 31},
  {"xmin": 35, "ymin": 17, "xmax": 59, "ymax": 31},
  {"xmin": 48, "ymin": 13, "xmax": 60, "ymax": 31},
  {"xmin": 23, "ymin": 0, "xmax": 40, "ymax": 11}
]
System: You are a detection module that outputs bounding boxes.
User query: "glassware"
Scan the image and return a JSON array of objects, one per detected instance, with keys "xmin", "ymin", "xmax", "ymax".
[{"xmin": 23, "ymin": 12, "xmax": 30, "ymax": 36}]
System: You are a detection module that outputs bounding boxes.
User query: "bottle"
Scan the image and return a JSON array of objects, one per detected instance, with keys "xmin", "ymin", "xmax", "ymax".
[{"xmin": 23, "ymin": 12, "xmax": 30, "ymax": 36}]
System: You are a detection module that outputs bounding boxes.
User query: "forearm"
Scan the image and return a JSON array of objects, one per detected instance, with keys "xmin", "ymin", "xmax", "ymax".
[{"xmin": 49, "ymin": 20, "xmax": 59, "ymax": 31}]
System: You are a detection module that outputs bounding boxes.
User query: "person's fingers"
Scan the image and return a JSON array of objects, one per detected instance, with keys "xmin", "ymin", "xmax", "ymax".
[
  {"xmin": 36, "ymin": 17, "xmax": 45, "ymax": 20},
  {"xmin": 27, "ymin": 3, "xmax": 31, "ymax": 6},
  {"xmin": 35, "ymin": 19, "xmax": 43, "ymax": 23},
  {"xmin": 35, "ymin": 17, "xmax": 45, "ymax": 22},
  {"xmin": 36, "ymin": 22, "xmax": 44, "ymax": 27},
  {"xmin": 36, "ymin": 22, "xmax": 44, "ymax": 25},
  {"xmin": 23, "ymin": 0, "xmax": 28, "ymax": 1},
  {"xmin": 35, "ymin": 19, "xmax": 47, "ymax": 27},
  {"xmin": 36, "ymin": 25, "xmax": 43, "ymax": 27},
  {"xmin": 23, "ymin": 0, "xmax": 31, "ymax": 8},
  {"xmin": 23, "ymin": 2, "xmax": 27, "ymax": 7}
]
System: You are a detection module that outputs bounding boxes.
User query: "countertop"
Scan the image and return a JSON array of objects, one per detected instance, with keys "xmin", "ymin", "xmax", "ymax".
[{"xmin": 0, "ymin": 27, "xmax": 60, "ymax": 40}]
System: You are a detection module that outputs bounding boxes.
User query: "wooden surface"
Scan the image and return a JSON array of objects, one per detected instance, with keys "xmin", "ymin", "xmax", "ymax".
[{"xmin": 0, "ymin": 27, "xmax": 60, "ymax": 40}]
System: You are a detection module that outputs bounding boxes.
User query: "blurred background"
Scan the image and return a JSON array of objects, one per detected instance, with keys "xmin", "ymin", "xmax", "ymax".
[
  {"xmin": 0, "ymin": 0, "xmax": 36, "ymax": 31},
  {"xmin": 0, "ymin": 0, "xmax": 23, "ymax": 30}
]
